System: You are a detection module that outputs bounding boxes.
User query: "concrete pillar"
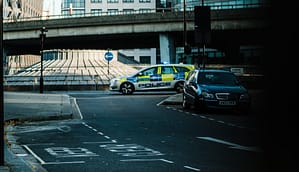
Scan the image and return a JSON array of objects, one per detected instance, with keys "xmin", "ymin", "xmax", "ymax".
[
  {"xmin": 159, "ymin": 34, "xmax": 175, "ymax": 64},
  {"xmin": 225, "ymin": 44, "xmax": 240, "ymax": 64}
]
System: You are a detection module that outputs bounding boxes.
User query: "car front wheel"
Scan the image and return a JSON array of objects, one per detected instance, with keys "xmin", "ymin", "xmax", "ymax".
[{"xmin": 120, "ymin": 82, "xmax": 134, "ymax": 95}]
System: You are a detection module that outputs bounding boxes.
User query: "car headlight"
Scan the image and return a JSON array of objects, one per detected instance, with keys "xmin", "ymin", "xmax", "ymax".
[
  {"xmin": 110, "ymin": 78, "xmax": 120, "ymax": 85},
  {"xmin": 202, "ymin": 91, "xmax": 215, "ymax": 99}
]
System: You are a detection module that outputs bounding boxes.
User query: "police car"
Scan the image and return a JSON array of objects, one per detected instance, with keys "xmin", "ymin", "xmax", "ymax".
[{"xmin": 110, "ymin": 64, "xmax": 195, "ymax": 94}]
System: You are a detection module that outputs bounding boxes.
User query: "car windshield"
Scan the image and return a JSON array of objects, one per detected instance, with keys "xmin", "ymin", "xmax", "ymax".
[{"xmin": 197, "ymin": 71, "xmax": 239, "ymax": 86}]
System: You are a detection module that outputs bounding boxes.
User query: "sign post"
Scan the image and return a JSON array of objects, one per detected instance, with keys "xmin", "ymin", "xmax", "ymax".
[
  {"xmin": 194, "ymin": 5, "xmax": 211, "ymax": 70},
  {"xmin": 104, "ymin": 51, "xmax": 113, "ymax": 75},
  {"xmin": 0, "ymin": 0, "xmax": 4, "ymax": 166}
]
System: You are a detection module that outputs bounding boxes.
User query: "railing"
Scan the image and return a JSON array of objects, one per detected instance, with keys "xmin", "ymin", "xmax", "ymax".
[{"xmin": 3, "ymin": 3, "xmax": 269, "ymax": 23}]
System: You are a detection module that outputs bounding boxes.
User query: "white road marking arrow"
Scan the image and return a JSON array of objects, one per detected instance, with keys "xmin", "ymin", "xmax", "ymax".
[{"xmin": 197, "ymin": 137, "xmax": 262, "ymax": 153}]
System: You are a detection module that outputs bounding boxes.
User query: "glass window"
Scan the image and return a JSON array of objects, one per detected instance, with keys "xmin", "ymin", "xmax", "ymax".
[
  {"xmin": 63, "ymin": 0, "xmax": 85, "ymax": 8},
  {"xmin": 123, "ymin": 0, "xmax": 134, "ymax": 2},
  {"xmin": 139, "ymin": 0, "xmax": 151, "ymax": 3},
  {"xmin": 108, "ymin": 0, "xmax": 119, "ymax": 3},
  {"xmin": 198, "ymin": 72, "xmax": 238, "ymax": 86},
  {"xmin": 161, "ymin": 66, "xmax": 174, "ymax": 74},
  {"xmin": 140, "ymin": 56, "xmax": 151, "ymax": 64},
  {"xmin": 91, "ymin": 0, "xmax": 102, "ymax": 3},
  {"xmin": 141, "ymin": 67, "xmax": 157, "ymax": 75},
  {"xmin": 91, "ymin": 9, "xmax": 102, "ymax": 16},
  {"xmin": 139, "ymin": 9, "xmax": 152, "ymax": 13},
  {"xmin": 107, "ymin": 9, "xmax": 118, "ymax": 15},
  {"xmin": 175, "ymin": 66, "xmax": 190, "ymax": 73},
  {"xmin": 187, "ymin": 71, "xmax": 196, "ymax": 83},
  {"xmin": 123, "ymin": 9, "xmax": 134, "ymax": 14}
]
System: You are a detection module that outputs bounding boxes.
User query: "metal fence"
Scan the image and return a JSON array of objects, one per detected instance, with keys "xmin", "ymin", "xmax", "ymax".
[{"xmin": 3, "ymin": 3, "xmax": 269, "ymax": 23}]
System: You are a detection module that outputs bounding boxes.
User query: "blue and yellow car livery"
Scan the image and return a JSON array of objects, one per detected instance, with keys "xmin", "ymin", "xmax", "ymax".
[{"xmin": 110, "ymin": 64, "xmax": 195, "ymax": 94}]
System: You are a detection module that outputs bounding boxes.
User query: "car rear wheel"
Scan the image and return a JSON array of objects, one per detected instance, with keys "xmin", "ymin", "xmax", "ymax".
[{"xmin": 120, "ymin": 82, "xmax": 134, "ymax": 95}]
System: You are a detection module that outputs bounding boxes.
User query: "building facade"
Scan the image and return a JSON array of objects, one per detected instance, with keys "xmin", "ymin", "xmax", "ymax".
[
  {"xmin": 61, "ymin": 0, "xmax": 156, "ymax": 16},
  {"xmin": 3, "ymin": 0, "xmax": 43, "ymax": 21},
  {"xmin": 60, "ymin": 0, "xmax": 157, "ymax": 64},
  {"xmin": 3, "ymin": 0, "xmax": 44, "ymax": 74}
]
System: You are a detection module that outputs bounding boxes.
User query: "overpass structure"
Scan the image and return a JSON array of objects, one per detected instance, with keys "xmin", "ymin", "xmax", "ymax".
[{"xmin": 3, "ymin": 7, "xmax": 269, "ymax": 64}]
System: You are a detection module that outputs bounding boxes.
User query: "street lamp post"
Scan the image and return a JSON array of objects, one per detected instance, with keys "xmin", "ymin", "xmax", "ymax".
[
  {"xmin": 183, "ymin": 0, "xmax": 187, "ymax": 63},
  {"xmin": 1, "ymin": 0, "xmax": 4, "ymax": 166},
  {"xmin": 40, "ymin": 27, "xmax": 47, "ymax": 93},
  {"xmin": 183, "ymin": 0, "xmax": 186, "ymax": 48}
]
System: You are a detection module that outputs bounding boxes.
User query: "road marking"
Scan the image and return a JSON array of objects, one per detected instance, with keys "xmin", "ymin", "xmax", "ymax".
[
  {"xmin": 15, "ymin": 154, "xmax": 28, "ymax": 157},
  {"xmin": 227, "ymin": 123, "xmax": 236, "ymax": 127},
  {"xmin": 197, "ymin": 137, "xmax": 261, "ymax": 152},
  {"xmin": 45, "ymin": 147, "xmax": 99, "ymax": 158},
  {"xmin": 23, "ymin": 145, "xmax": 46, "ymax": 164},
  {"xmin": 26, "ymin": 143, "xmax": 55, "ymax": 146},
  {"xmin": 184, "ymin": 166, "xmax": 201, "ymax": 171},
  {"xmin": 100, "ymin": 144, "xmax": 164, "ymax": 157},
  {"xmin": 208, "ymin": 117, "xmax": 215, "ymax": 121},
  {"xmin": 120, "ymin": 158, "xmax": 173, "ymax": 164},
  {"xmin": 162, "ymin": 106, "xmax": 255, "ymax": 130},
  {"xmin": 160, "ymin": 159, "xmax": 174, "ymax": 163},
  {"xmin": 199, "ymin": 115, "xmax": 206, "ymax": 119},
  {"xmin": 191, "ymin": 113, "xmax": 198, "ymax": 117},
  {"xmin": 44, "ymin": 161, "xmax": 85, "ymax": 165},
  {"xmin": 156, "ymin": 100, "xmax": 165, "ymax": 106},
  {"xmin": 73, "ymin": 98, "xmax": 83, "ymax": 119},
  {"xmin": 83, "ymin": 141, "xmax": 117, "ymax": 144}
]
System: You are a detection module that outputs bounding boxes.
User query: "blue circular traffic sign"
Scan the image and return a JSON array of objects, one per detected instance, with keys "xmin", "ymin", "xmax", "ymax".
[{"xmin": 104, "ymin": 51, "xmax": 113, "ymax": 61}]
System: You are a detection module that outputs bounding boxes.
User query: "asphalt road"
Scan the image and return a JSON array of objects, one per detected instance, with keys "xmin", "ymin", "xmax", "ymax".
[{"xmin": 9, "ymin": 91, "xmax": 266, "ymax": 172}]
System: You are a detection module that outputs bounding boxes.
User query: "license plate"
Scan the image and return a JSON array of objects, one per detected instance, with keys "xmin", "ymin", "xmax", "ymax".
[{"xmin": 219, "ymin": 101, "xmax": 236, "ymax": 105}]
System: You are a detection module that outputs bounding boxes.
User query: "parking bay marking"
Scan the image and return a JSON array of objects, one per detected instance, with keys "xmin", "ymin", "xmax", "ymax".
[
  {"xmin": 100, "ymin": 143, "xmax": 164, "ymax": 157},
  {"xmin": 23, "ymin": 145, "xmax": 86, "ymax": 165},
  {"xmin": 45, "ymin": 147, "xmax": 99, "ymax": 158},
  {"xmin": 197, "ymin": 137, "xmax": 262, "ymax": 152}
]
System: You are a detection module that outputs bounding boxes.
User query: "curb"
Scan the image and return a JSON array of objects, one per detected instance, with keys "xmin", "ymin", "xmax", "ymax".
[
  {"xmin": 160, "ymin": 93, "xmax": 182, "ymax": 105},
  {"xmin": 4, "ymin": 139, "xmax": 47, "ymax": 172},
  {"xmin": 5, "ymin": 113, "xmax": 73, "ymax": 124}
]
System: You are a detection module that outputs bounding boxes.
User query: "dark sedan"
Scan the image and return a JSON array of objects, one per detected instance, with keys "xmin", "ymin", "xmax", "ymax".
[{"xmin": 182, "ymin": 69, "xmax": 251, "ymax": 114}]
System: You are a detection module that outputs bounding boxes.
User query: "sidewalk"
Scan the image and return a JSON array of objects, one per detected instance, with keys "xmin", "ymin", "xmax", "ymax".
[
  {"xmin": 2, "ymin": 91, "xmax": 80, "ymax": 172},
  {"xmin": 159, "ymin": 93, "xmax": 182, "ymax": 105},
  {"xmin": 4, "ymin": 92, "xmax": 75, "ymax": 122}
]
